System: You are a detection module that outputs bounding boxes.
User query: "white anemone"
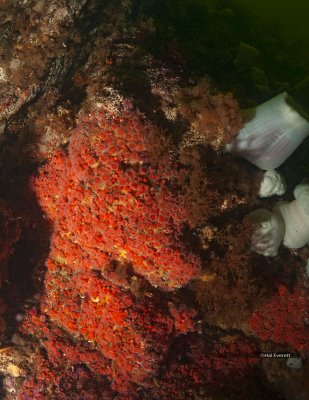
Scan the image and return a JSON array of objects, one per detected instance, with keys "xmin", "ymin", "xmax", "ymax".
[{"xmin": 226, "ymin": 92, "xmax": 309, "ymax": 170}]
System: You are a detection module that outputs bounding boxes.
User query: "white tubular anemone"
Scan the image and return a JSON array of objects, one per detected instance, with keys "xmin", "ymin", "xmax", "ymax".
[
  {"xmin": 247, "ymin": 209, "xmax": 285, "ymax": 257},
  {"xmin": 258, "ymin": 169, "xmax": 286, "ymax": 198},
  {"xmin": 226, "ymin": 92, "xmax": 309, "ymax": 170},
  {"xmin": 273, "ymin": 183, "xmax": 309, "ymax": 249},
  {"xmin": 248, "ymin": 183, "xmax": 309, "ymax": 256}
]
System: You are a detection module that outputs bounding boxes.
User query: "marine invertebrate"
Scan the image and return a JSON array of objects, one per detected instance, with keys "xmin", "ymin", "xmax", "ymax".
[
  {"xmin": 18, "ymin": 353, "xmax": 113, "ymax": 400},
  {"xmin": 249, "ymin": 284, "xmax": 309, "ymax": 351},
  {"xmin": 28, "ymin": 271, "xmax": 174, "ymax": 388},
  {"xmin": 258, "ymin": 169, "xmax": 286, "ymax": 198},
  {"xmin": 225, "ymin": 92, "xmax": 309, "ymax": 170},
  {"xmin": 248, "ymin": 183, "xmax": 309, "ymax": 255},
  {"xmin": 246, "ymin": 208, "xmax": 285, "ymax": 257},
  {"xmin": 22, "ymin": 109, "xmax": 204, "ymax": 397},
  {"xmin": 168, "ymin": 302, "xmax": 197, "ymax": 334},
  {"xmin": 149, "ymin": 334, "xmax": 258, "ymax": 400},
  {"xmin": 274, "ymin": 183, "xmax": 309, "ymax": 248},
  {"xmin": 177, "ymin": 79, "xmax": 242, "ymax": 151},
  {"xmin": 33, "ymin": 110, "xmax": 201, "ymax": 290}
]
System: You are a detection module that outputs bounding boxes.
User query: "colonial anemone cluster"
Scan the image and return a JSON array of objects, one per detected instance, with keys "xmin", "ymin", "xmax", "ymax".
[
  {"xmin": 249, "ymin": 284, "xmax": 309, "ymax": 351},
  {"xmin": 34, "ymin": 110, "xmax": 201, "ymax": 290},
  {"xmin": 25, "ymin": 109, "xmax": 204, "ymax": 394},
  {"xmin": 21, "ymin": 308, "xmax": 258, "ymax": 399}
]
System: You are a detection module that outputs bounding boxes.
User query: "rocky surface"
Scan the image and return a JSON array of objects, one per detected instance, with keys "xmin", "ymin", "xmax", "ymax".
[{"xmin": 0, "ymin": 1, "xmax": 308, "ymax": 399}]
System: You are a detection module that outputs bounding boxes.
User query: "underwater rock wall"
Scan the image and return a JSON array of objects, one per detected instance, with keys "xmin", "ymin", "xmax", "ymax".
[{"xmin": 0, "ymin": 1, "xmax": 308, "ymax": 399}]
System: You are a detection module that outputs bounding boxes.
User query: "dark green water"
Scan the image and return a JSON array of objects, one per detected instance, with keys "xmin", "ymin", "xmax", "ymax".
[
  {"xmin": 141, "ymin": 0, "xmax": 309, "ymax": 108},
  {"xmin": 233, "ymin": 0, "xmax": 309, "ymax": 46}
]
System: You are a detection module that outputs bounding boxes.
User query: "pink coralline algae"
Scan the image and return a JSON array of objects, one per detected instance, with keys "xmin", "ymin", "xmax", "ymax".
[{"xmin": 248, "ymin": 284, "xmax": 309, "ymax": 352}]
